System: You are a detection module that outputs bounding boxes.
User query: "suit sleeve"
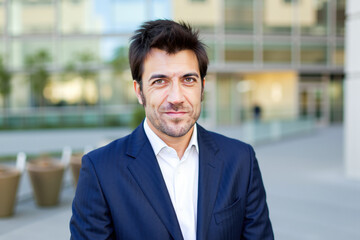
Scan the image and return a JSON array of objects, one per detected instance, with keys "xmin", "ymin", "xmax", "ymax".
[
  {"xmin": 242, "ymin": 145, "xmax": 274, "ymax": 240},
  {"xmin": 70, "ymin": 154, "xmax": 115, "ymax": 240}
]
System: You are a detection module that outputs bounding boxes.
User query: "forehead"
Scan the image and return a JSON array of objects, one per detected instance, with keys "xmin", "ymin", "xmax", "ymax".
[{"xmin": 142, "ymin": 48, "xmax": 200, "ymax": 78}]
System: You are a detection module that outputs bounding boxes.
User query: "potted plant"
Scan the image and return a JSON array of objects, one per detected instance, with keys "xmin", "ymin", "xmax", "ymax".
[
  {"xmin": 70, "ymin": 153, "xmax": 82, "ymax": 187},
  {"xmin": 70, "ymin": 146, "xmax": 92, "ymax": 187},
  {"xmin": 0, "ymin": 152, "xmax": 26, "ymax": 217},
  {"xmin": 0, "ymin": 166, "xmax": 21, "ymax": 217},
  {"xmin": 27, "ymin": 155, "xmax": 65, "ymax": 207}
]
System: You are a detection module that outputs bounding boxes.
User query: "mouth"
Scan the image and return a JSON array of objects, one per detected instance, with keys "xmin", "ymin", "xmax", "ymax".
[{"xmin": 165, "ymin": 111, "xmax": 187, "ymax": 117}]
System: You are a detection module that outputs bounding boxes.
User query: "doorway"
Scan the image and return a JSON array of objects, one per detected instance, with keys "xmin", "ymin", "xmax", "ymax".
[{"xmin": 299, "ymin": 82, "xmax": 328, "ymax": 124}]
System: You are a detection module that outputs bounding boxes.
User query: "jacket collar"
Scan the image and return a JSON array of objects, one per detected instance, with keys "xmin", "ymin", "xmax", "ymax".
[
  {"xmin": 126, "ymin": 122, "xmax": 223, "ymax": 240},
  {"xmin": 126, "ymin": 123, "xmax": 184, "ymax": 240}
]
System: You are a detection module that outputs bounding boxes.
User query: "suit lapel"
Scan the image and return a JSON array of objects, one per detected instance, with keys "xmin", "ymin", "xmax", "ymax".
[
  {"xmin": 126, "ymin": 124, "xmax": 184, "ymax": 240},
  {"xmin": 196, "ymin": 125, "xmax": 223, "ymax": 240}
]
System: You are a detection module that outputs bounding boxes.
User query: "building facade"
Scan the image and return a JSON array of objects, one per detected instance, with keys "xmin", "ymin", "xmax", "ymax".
[
  {"xmin": 344, "ymin": 0, "xmax": 360, "ymax": 179},
  {"xmin": 0, "ymin": 0, "xmax": 345, "ymax": 128}
]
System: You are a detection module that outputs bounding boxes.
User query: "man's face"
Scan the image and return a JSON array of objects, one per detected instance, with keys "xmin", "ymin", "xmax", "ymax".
[{"xmin": 134, "ymin": 48, "xmax": 204, "ymax": 139}]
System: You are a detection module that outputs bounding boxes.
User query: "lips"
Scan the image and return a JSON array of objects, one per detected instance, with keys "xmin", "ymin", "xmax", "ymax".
[{"xmin": 165, "ymin": 111, "xmax": 187, "ymax": 117}]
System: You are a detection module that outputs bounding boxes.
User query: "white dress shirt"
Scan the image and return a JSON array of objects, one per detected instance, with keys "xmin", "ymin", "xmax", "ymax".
[{"xmin": 144, "ymin": 119, "xmax": 199, "ymax": 240}]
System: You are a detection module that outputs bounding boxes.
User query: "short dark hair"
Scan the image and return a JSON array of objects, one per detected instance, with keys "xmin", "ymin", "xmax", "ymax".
[{"xmin": 129, "ymin": 19, "xmax": 208, "ymax": 88}]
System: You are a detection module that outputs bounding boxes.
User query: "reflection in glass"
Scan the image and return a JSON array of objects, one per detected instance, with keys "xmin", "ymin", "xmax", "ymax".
[
  {"xmin": 225, "ymin": 41, "xmax": 254, "ymax": 62},
  {"xmin": 263, "ymin": 0, "xmax": 293, "ymax": 35},
  {"xmin": 225, "ymin": 0, "xmax": 253, "ymax": 33},
  {"xmin": 0, "ymin": 40, "xmax": 4, "ymax": 59},
  {"xmin": 336, "ymin": 0, "xmax": 345, "ymax": 36},
  {"xmin": 10, "ymin": 0, "xmax": 55, "ymax": 35},
  {"xmin": 263, "ymin": 42, "xmax": 291, "ymax": 63},
  {"xmin": 299, "ymin": 0, "xmax": 328, "ymax": 36},
  {"xmin": 61, "ymin": 0, "xmax": 171, "ymax": 34},
  {"xmin": 0, "ymin": 0, "xmax": 5, "ymax": 35},
  {"xmin": 334, "ymin": 44, "xmax": 344, "ymax": 66},
  {"xmin": 204, "ymin": 41, "xmax": 216, "ymax": 62},
  {"xmin": 100, "ymin": 37, "xmax": 133, "ymax": 105},
  {"xmin": 300, "ymin": 43, "xmax": 327, "ymax": 64},
  {"xmin": 60, "ymin": 0, "xmax": 98, "ymax": 34},
  {"xmin": 172, "ymin": 0, "xmax": 217, "ymax": 33},
  {"xmin": 60, "ymin": 39, "xmax": 100, "ymax": 67},
  {"xmin": 10, "ymin": 39, "xmax": 55, "ymax": 69},
  {"xmin": 329, "ymin": 75, "xmax": 343, "ymax": 122},
  {"xmin": 216, "ymin": 75, "xmax": 232, "ymax": 124}
]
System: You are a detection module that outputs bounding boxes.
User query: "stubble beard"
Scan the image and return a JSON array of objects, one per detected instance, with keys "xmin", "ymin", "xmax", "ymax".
[{"xmin": 140, "ymin": 91, "xmax": 200, "ymax": 138}]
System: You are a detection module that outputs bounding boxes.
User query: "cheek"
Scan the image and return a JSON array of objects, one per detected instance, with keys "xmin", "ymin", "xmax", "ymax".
[
  {"xmin": 186, "ymin": 89, "xmax": 202, "ymax": 106},
  {"xmin": 146, "ymin": 90, "xmax": 168, "ymax": 108}
]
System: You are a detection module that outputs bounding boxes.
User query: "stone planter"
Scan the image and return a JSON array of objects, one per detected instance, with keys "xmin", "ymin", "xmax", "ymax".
[
  {"xmin": 27, "ymin": 157, "xmax": 65, "ymax": 207},
  {"xmin": 0, "ymin": 165, "xmax": 21, "ymax": 217},
  {"xmin": 70, "ymin": 154, "xmax": 82, "ymax": 187}
]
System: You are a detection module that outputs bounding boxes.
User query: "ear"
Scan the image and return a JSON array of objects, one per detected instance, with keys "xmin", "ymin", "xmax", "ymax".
[
  {"xmin": 201, "ymin": 78, "xmax": 205, "ymax": 101},
  {"xmin": 133, "ymin": 80, "xmax": 143, "ymax": 105}
]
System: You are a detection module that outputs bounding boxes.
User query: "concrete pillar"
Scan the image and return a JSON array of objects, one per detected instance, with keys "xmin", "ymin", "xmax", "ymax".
[{"xmin": 344, "ymin": 0, "xmax": 360, "ymax": 179}]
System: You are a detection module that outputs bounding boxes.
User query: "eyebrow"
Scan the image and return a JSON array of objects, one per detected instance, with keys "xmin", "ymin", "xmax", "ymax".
[
  {"xmin": 148, "ymin": 72, "xmax": 200, "ymax": 81},
  {"xmin": 148, "ymin": 74, "xmax": 168, "ymax": 81},
  {"xmin": 183, "ymin": 72, "xmax": 200, "ymax": 78}
]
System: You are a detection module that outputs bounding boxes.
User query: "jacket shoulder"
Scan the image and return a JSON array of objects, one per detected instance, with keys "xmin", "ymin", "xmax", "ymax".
[{"xmin": 84, "ymin": 133, "xmax": 131, "ymax": 166}]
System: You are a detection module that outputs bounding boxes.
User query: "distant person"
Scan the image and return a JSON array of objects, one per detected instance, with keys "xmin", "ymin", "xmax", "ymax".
[
  {"xmin": 70, "ymin": 20, "xmax": 273, "ymax": 240},
  {"xmin": 253, "ymin": 103, "xmax": 262, "ymax": 122}
]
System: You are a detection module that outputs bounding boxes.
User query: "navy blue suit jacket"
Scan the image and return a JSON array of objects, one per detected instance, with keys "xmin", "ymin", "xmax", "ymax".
[{"xmin": 70, "ymin": 123, "xmax": 274, "ymax": 239}]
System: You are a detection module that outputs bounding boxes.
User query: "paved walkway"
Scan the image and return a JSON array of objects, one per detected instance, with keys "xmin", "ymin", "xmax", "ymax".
[{"xmin": 0, "ymin": 124, "xmax": 359, "ymax": 239}]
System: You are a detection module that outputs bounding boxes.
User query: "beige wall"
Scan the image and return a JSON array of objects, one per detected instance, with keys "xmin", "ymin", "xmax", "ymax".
[
  {"xmin": 22, "ymin": 5, "xmax": 55, "ymax": 32},
  {"xmin": 173, "ymin": 0, "xmax": 220, "ymax": 27},
  {"xmin": 264, "ymin": 0, "xmax": 315, "ymax": 26}
]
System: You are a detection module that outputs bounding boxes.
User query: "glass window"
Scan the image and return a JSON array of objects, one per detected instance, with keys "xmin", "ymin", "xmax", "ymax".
[
  {"xmin": 99, "ymin": 37, "xmax": 133, "ymax": 105},
  {"xmin": 173, "ymin": 0, "xmax": 217, "ymax": 33},
  {"xmin": 329, "ymin": 75, "xmax": 343, "ymax": 123},
  {"xmin": 263, "ymin": 42, "xmax": 292, "ymax": 63},
  {"xmin": 336, "ymin": 0, "xmax": 345, "ymax": 36},
  {"xmin": 300, "ymin": 42, "xmax": 327, "ymax": 64},
  {"xmin": 151, "ymin": 0, "xmax": 171, "ymax": 20},
  {"xmin": 263, "ymin": 0, "xmax": 293, "ymax": 35},
  {"xmin": 204, "ymin": 40, "xmax": 216, "ymax": 63},
  {"xmin": 10, "ymin": 39, "xmax": 55, "ymax": 69},
  {"xmin": 0, "ymin": 40, "xmax": 5, "ymax": 58},
  {"xmin": 333, "ymin": 43, "xmax": 344, "ymax": 66},
  {"xmin": 225, "ymin": 41, "xmax": 254, "ymax": 63},
  {"xmin": 299, "ymin": 0, "xmax": 328, "ymax": 36},
  {"xmin": 61, "ymin": 0, "xmax": 152, "ymax": 34},
  {"xmin": 60, "ymin": 39, "xmax": 100, "ymax": 67},
  {"xmin": 216, "ymin": 75, "xmax": 232, "ymax": 124},
  {"xmin": 10, "ymin": 0, "xmax": 55, "ymax": 35},
  {"xmin": 0, "ymin": 0, "xmax": 5, "ymax": 35},
  {"xmin": 225, "ymin": 0, "xmax": 253, "ymax": 33}
]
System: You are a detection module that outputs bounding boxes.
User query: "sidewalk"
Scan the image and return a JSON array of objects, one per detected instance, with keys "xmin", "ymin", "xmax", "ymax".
[{"xmin": 0, "ymin": 124, "xmax": 359, "ymax": 239}]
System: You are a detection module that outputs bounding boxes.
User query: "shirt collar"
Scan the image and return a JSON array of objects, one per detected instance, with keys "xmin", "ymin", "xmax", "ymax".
[{"xmin": 143, "ymin": 118, "xmax": 199, "ymax": 156}]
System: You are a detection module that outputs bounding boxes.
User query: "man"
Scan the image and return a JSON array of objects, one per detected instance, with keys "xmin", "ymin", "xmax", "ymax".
[{"xmin": 70, "ymin": 20, "xmax": 274, "ymax": 240}]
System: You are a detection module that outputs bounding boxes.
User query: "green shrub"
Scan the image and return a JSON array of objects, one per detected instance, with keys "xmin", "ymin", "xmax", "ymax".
[{"xmin": 130, "ymin": 106, "xmax": 145, "ymax": 129}]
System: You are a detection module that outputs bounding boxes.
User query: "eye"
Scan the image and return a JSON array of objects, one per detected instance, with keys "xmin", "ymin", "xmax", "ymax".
[
  {"xmin": 184, "ymin": 77, "xmax": 196, "ymax": 83},
  {"xmin": 153, "ymin": 79, "xmax": 166, "ymax": 85}
]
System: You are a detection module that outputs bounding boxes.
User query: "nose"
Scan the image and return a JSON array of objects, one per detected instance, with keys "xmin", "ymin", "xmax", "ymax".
[{"xmin": 167, "ymin": 81, "xmax": 185, "ymax": 105}]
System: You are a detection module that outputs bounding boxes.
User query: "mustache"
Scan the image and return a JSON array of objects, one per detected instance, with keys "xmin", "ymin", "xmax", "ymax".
[{"xmin": 160, "ymin": 103, "xmax": 189, "ymax": 112}]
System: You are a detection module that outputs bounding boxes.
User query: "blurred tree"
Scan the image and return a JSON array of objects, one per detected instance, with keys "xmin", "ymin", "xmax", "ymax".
[
  {"xmin": 110, "ymin": 46, "xmax": 129, "ymax": 75},
  {"xmin": 65, "ymin": 51, "xmax": 98, "ymax": 106},
  {"xmin": 0, "ymin": 57, "xmax": 12, "ymax": 108},
  {"xmin": 0, "ymin": 57, "xmax": 12, "ymax": 127},
  {"xmin": 25, "ymin": 49, "xmax": 51, "ymax": 107},
  {"xmin": 109, "ymin": 46, "xmax": 131, "ymax": 105}
]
